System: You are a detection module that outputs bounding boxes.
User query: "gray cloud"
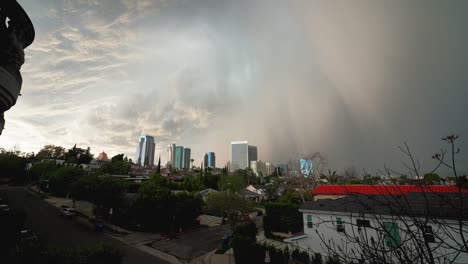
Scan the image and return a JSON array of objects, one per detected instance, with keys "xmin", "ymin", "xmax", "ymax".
[{"xmin": 2, "ymin": 0, "xmax": 467, "ymax": 175}]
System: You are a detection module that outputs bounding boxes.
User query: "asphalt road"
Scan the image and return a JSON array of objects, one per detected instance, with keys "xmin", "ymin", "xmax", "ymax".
[{"xmin": 0, "ymin": 186, "xmax": 168, "ymax": 264}]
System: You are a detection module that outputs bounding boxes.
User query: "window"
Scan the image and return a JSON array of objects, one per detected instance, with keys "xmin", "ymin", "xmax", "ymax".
[
  {"xmin": 384, "ymin": 222, "xmax": 401, "ymax": 248},
  {"xmin": 357, "ymin": 219, "xmax": 371, "ymax": 228},
  {"xmin": 423, "ymin": 225, "xmax": 435, "ymax": 243},
  {"xmin": 306, "ymin": 215, "xmax": 313, "ymax": 228},
  {"xmin": 336, "ymin": 217, "xmax": 345, "ymax": 232}
]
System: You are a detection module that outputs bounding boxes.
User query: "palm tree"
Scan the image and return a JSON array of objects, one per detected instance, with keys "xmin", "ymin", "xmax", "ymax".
[{"xmin": 320, "ymin": 169, "xmax": 340, "ymax": 184}]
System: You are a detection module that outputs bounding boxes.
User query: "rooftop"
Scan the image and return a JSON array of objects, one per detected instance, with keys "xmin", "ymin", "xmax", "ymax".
[
  {"xmin": 310, "ymin": 185, "xmax": 468, "ymax": 195},
  {"xmin": 301, "ymin": 192, "xmax": 468, "ymax": 220}
]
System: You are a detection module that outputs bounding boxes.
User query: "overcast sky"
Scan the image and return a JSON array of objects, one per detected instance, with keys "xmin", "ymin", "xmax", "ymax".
[{"xmin": 1, "ymin": 0, "xmax": 467, "ymax": 175}]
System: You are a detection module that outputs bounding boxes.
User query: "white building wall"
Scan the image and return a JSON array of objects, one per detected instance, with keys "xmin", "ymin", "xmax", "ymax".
[{"xmin": 290, "ymin": 210, "xmax": 468, "ymax": 264}]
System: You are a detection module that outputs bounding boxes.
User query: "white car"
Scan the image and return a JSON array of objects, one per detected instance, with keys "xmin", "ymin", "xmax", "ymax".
[{"xmin": 60, "ymin": 207, "xmax": 77, "ymax": 217}]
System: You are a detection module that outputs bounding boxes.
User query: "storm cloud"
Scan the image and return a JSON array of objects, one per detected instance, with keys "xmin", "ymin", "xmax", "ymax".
[{"xmin": 1, "ymin": 0, "xmax": 467, "ymax": 174}]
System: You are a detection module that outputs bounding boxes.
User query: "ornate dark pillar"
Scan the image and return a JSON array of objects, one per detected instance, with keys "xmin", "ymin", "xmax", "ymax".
[{"xmin": 0, "ymin": 0, "xmax": 35, "ymax": 134}]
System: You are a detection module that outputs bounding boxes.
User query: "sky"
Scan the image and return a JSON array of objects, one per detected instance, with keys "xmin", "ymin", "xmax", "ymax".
[{"xmin": 1, "ymin": 0, "xmax": 468, "ymax": 175}]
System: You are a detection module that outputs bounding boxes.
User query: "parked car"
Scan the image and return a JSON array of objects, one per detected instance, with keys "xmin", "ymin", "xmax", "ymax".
[{"xmin": 60, "ymin": 207, "xmax": 77, "ymax": 217}]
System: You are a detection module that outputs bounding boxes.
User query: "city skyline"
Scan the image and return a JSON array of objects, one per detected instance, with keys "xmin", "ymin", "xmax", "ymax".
[{"xmin": 1, "ymin": 0, "xmax": 467, "ymax": 174}]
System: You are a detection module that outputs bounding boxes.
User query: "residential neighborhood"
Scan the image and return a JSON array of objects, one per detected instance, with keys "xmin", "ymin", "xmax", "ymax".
[{"xmin": 1, "ymin": 0, "xmax": 468, "ymax": 264}]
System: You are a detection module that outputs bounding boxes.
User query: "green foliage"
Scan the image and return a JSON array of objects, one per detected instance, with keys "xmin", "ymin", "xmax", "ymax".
[
  {"xmin": 35, "ymin": 145, "xmax": 66, "ymax": 160},
  {"xmin": 232, "ymin": 221, "xmax": 257, "ymax": 243},
  {"xmin": 64, "ymin": 145, "xmax": 93, "ymax": 165},
  {"xmin": 170, "ymin": 176, "xmax": 207, "ymax": 192},
  {"xmin": 202, "ymin": 172, "xmax": 219, "ymax": 190},
  {"xmin": 100, "ymin": 154, "xmax": 131, "ymax": 175},
  {"xmin": 27, "ymin": 161, "xmax": 59, "ymax": 183},
  {"xmin": 71, "ymin": 175, "xmax": 126, "ymax": 217},
  {"xmin": 278, "ymin": 189, "xmax": 312, "ymax": 205},
  {"xmin": 263, "ymin": 202, "xmax": 302, "ymax": 237},
  {"xmin": 398, "ymin": 175, "xmax": 412, "ymax": 185},
  {"xmin": 361, "ymin": 174, "xmax": 381, "ymax": 185},
  {"xmin": 205, "ymin": 191, "xmax": 254, "ymax": 228},
  {"xmin": 320, "ymin": 169, "xmax": 342, "ymax": 184},
  {"xmin": 114, "ymin": 177, "xmax": 203, "ymax": 232},
  {"xmin": 0, "ymin": 149, "xmax": 28, "ymax": 184},
  {"xmin": 265, "ymin": 184, "xmax": 279, "ymax": 200},
  {"xmin": 217, "ymin": 173, "xmax": 246, "ymax": 192},
  {"xmin": 454, "ymin": 176, "xmax": 468, "ymax": 189},
  {"xmin": 424, "ymin": 173, "xmax": 441, "ymax": 184},
  {"xmin": 42, "ymin": 166, "xmax": 85, "ymax": 196}
]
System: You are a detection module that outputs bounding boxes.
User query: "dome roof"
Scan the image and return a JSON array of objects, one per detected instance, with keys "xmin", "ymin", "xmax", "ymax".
[{"xmin": 96, "ymin": 151, "xmax": 109, "ymax": 161}]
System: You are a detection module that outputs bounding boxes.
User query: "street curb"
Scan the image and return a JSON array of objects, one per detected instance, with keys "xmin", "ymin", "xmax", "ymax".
[{"xmin": 24, "ymin": 186, "xmax": 47, "ymax": 199}]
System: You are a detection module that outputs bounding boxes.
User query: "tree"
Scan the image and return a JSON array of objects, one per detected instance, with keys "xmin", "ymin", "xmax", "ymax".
[
  {"xmin": 101, "ymin": 154, "xmax": 131, "ymax": 175},
  {"xmin": 320, "ymin": 169, "xmax": 342, "ymax": 184},
  {"xmin": 156, "ymin": 156, "xmax": 161, "ymax": 174},
  {"xmin": 314, "ymin": 134, "xmax": 468, "ymax": 264},
  {"xmin": 205, "ymin": 191, "xmax": 254, "ymax": 228},
  {"xmin": 217, "ymin": 172, "xmax": 246, "ymax": 192},
  {"xmin": 265, "ymin": 184, "xmax": 279, "ymax": 201},
  {"xmin": 423, "ymin": 173, "xmax": 441, "ymax": 184},
  {"xmin": 64, "ymin": 145, "xmax": 93, "ymax": 164},
  {"xmin": 0, "ymin": 148, "xmax": 28, "ymax": 184},
  {"xmin": 285, "ymin": 156, "xmax": 319, "ymax": 205},
  {"xmin": 42, "ymin": 166, "xmax": 85, "ymax": 197},
  {"xmin": 35, "ymin": 145, "xmax": 66, "ymax": 160}
]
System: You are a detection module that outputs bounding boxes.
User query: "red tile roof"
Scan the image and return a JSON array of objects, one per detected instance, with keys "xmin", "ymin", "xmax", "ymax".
[{"xmin": 310, "ymin": 185, "xmax": 468, "ymax": 195}]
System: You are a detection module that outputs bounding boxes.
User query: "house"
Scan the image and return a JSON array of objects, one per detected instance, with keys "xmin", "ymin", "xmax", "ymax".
[
  {"xmin": 246, "ymin": 184, "xmax": 267, "ymax": 196},
  {"xmin": 285, "ymin": 190, "xmax": 468, "ymax": 263},
  {"xmin": 239, "ymin": 189, "xmax": 263, "ymax": 203},
  {"xmin": 310, "ymin": 184, "xmax": 468, "ymax": 201}
]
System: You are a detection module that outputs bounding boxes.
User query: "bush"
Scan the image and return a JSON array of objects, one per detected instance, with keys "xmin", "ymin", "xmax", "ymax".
[
  {"xmin": 232, "ymin": 221, "xmax": 257, "ymax": 242},
  {"xmin": 264, "ymin": 202, "xmax": 302, "ymax": 237}
]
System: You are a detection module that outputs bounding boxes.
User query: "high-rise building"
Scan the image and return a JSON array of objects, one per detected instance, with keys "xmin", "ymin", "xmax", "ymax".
[
  {"xmin": 167, "ymin": 144, "xmax": 176, "ymax": 167},
  {"xmin": 136, "ymin": 135, "xmax": 155, "ymax": 166},
  {"xmin": 266, "ymin": 162, "xmax": 275, "ymax": 176},
  {"xmin": 183, "ymin": 148, "xmax": 191, "ymax": 169},
  {"xmin": 204, "ymin": 152, "xmax": 216, "ymax": 168},
  {"xmin": 231, "ymin": 141, "xmax": 257, "ymax": 171},
  {"xmin": 278, "ymin": 163, "xmax": 289, "ymax": 175},
  {"xmin": 248, "ymin": 145, "xmax": 257, "ymax": 165},
  {"xmin": 174, "ymin": 146, "xmax": 184, "ymax": 169}
]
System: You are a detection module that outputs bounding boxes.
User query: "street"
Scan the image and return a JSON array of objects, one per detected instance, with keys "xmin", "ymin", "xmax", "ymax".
[{"xmin": 0, "ymin": 186, "xmax": 169, "ymax": 264}]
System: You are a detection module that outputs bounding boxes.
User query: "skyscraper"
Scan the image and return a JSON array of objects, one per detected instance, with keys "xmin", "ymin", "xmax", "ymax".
[
  {"xmin": 204, "ymin": 152, "xmax": 216, "ymax": 168},
  {"xmin": 175, "ymin": 146, "xmax": 184, "ymax": 169},
  {"xmin": 136, "ymin": 135, "xmax": 155, "ymax": 166},
  {"xmin": 167, "ymin": 143, "xmax": 175, "ymax": 166},
  {"xmin": 248, "ymin": 145, "xmax": 257, "ymax": 165},
  {"xmin": 231, "ymin": 141, "xmax": 257, "ymax": 171},
  {"xmin": 183, "ymin": 148, "xmax": 191, "ymax": 169}
]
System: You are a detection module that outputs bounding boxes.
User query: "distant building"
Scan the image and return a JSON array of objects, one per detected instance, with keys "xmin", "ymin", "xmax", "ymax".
[
  {"xmin": 300, "ymin": 159, "xmax": 313, "ymax": 177},
  {"xmin": 96, "ymin": 151, "xmax": 109, "ymax": 161},
  {"xmin": 204, "ymin": 152, "xmax": 216, "ymax": 168},
  {"xmin": 166, "ymin": 144, "xmax": 176, "ymax": 167},
  {"xmin": 250, "ymin": 160, "xmax": 274, "ymax": 177},
  {"xmin": 248, "ymin": 145, "xmax": 257, "ymax": 165},
  {"xmin": 250, "ymin": 160, "xmax": 266, "ymax": 176},
  {"xmin": 266, "ymin": 163, "xmax": 275, "ymax": 176},
  {"xmin": 231, "ymin": 141, "xmax": 257, "ymax": 171},
  {"xmin": 136, "ymin": 135, "xmax": 155, "ymax": 166},
  {"xmin": 175, "ymin": 146, "xmax": 184, "ymax": 169},
  {"xmin": 183, "ymin": 148, "xmax": 191, "ymax": 169},
  {"xmin": 277, "ymin": 163, "xmax": 288, "ymax": 175}
]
